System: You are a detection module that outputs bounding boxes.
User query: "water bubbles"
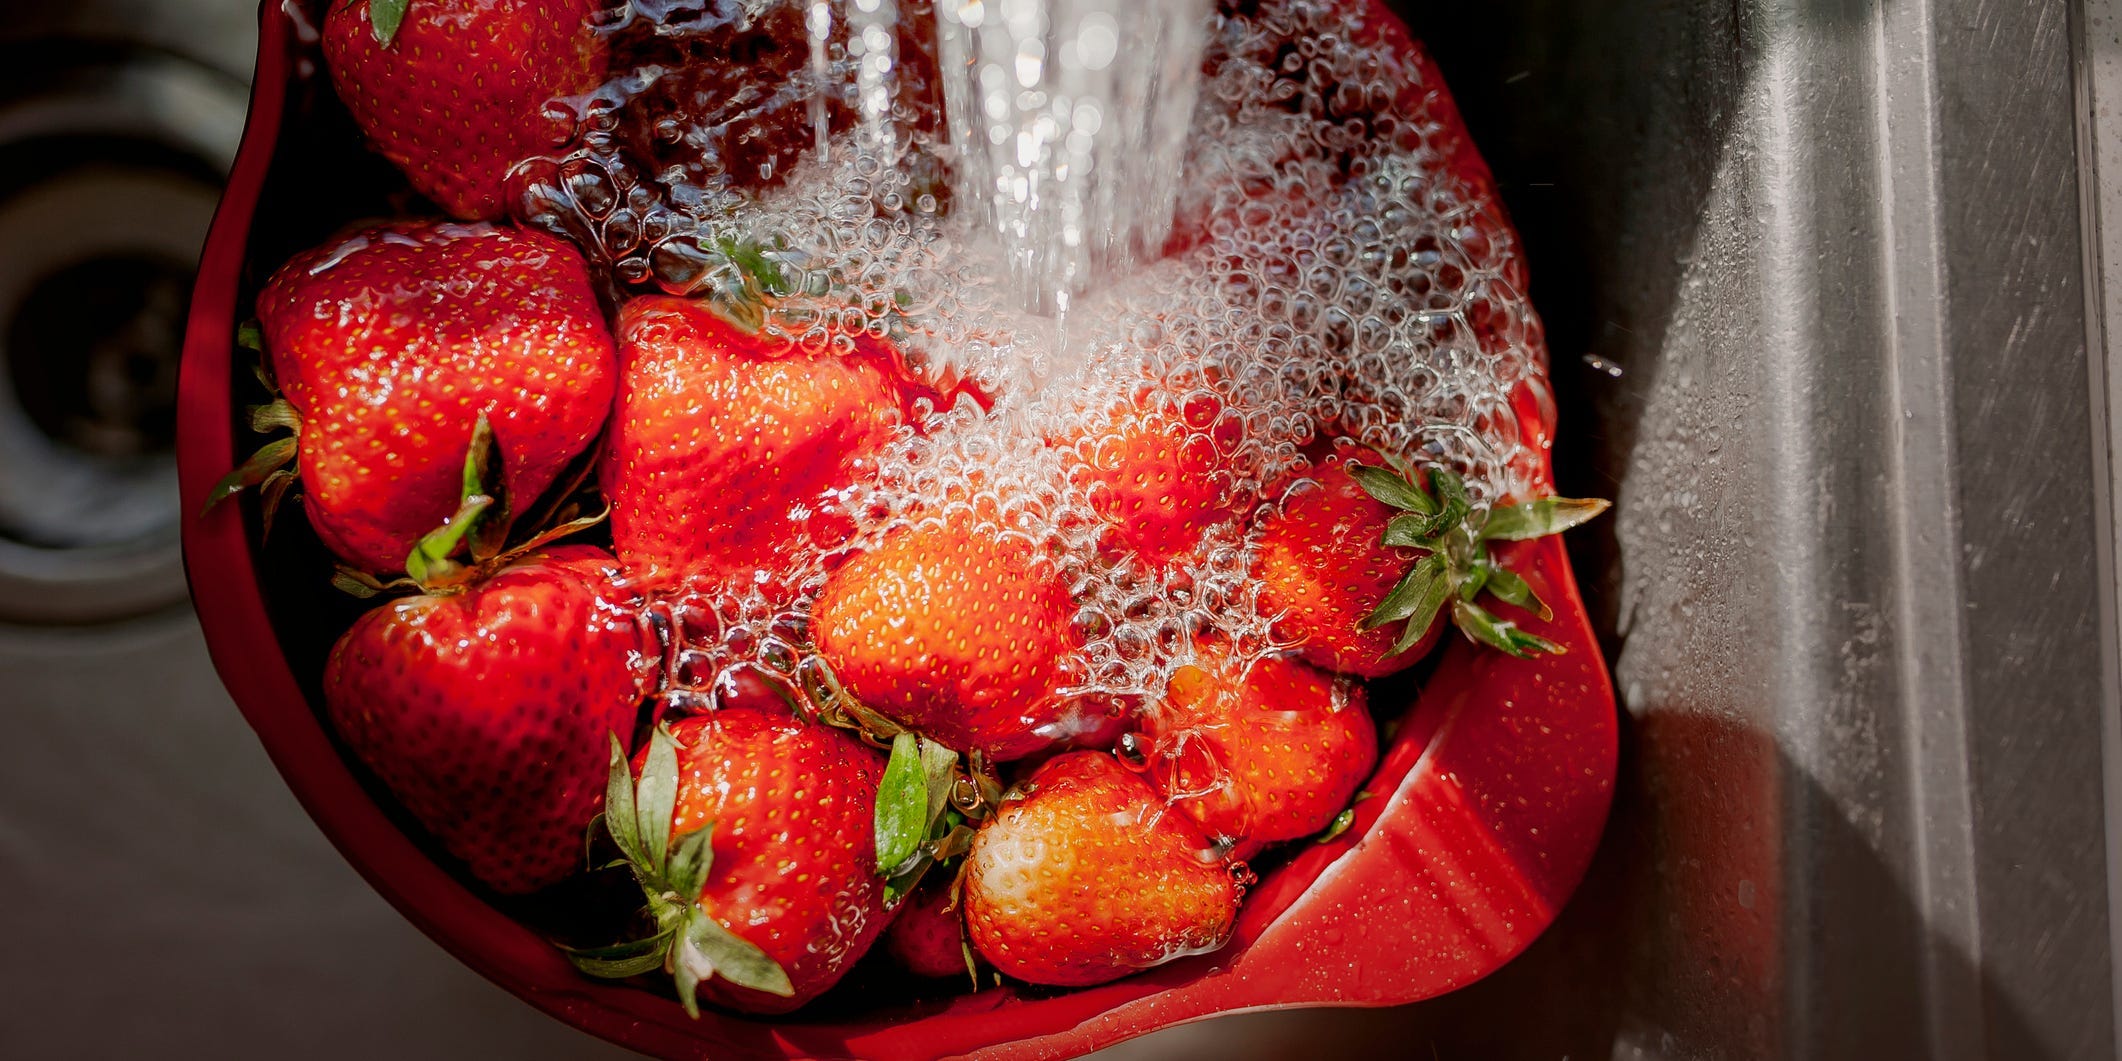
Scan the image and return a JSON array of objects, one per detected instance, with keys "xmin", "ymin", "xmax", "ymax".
[{"xmin": 511, "ymin": 0, "xmax": 1545, "ymax": 732}]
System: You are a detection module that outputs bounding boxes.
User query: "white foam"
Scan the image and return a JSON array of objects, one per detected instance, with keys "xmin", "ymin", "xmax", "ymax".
[{"xmin": 519, "ymin": 1, "xmax": 1545, "ymax": 764}]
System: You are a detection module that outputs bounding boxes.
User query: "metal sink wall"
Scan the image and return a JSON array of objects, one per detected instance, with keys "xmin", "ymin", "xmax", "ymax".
[{"xmin": 1397, "ymin": 2, "xmax": 2114, "ymax": 1058}]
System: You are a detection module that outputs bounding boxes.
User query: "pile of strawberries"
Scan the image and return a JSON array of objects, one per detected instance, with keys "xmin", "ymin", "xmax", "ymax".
[{"xmin": 211, "ymin": 0, "xmax": 1604, "ymax": 1019}]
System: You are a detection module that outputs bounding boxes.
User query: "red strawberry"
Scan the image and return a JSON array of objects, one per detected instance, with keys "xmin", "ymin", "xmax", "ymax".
[
  {"xmin": 1251, "ymin": 441, "xmax": 1435, "ymax": 678},
  {"xmin": 246, "ymin": 221, "xmax": 615, "ymax": 574},
  {"xmin": 323, "ymin": 0, "xmax": 607, "ymax": 220},
  {"xmin": 1138, "ymin": 642, "xmax": 1375, "ymax": 860},
  {"xmin": 1055, "ymin": 388, "xmax": 1241, "ymax": 570},
  {"xmin": 962, "ymin": 751, "xmax": 1242, "ymax": 987},
  {"xmin": 884, "ymin": 876, "xmax": 971, "ymax": 980},
  {"xmin": 572, "ymin": 710, "xmax": 894, "ymax": 1015},
  {"xmin": 601, "ymin": 295, "xmax": 919, "ymax": 591},
  {"xmin": 323, "ymin": 545, "xmax": 652, "ymax": 893},
  {"xmin": 811, "ymin": 524, "xmax": 1081, "ymax": 761},
  {"xmin": 1253, "ymin": 441, "xmax": 1610, "ymax": 675}
]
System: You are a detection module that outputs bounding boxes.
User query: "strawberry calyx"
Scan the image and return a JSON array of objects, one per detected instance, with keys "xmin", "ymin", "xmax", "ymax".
[
  {"xmin": 563, "ymin": 725, "xmax": 794, "ymax": 1017},
  {"xmin": 203, "ymin": 322, "xmax": 301, "ymax": 535},
  {"xmin": 873, "ymin": 731, "xmax": 982, "ymax": 905},
  {"xmin": 331, "ymin": 413, "xmax": 609, "ymax": 599},
  {"xmin": 800, "ymin": 658, "xmax": 996, "ymax": 903},
  {"xmin": 690, "ymin": 234, "xmax": 796, "ymax": 335},
  {"xmin": 1347, "ymin": 461, "xmax": 1609, "ymax": 659}
]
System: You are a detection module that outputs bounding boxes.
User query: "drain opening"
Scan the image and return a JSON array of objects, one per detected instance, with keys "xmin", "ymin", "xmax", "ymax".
[
  {"xmin": 0, "ymin": 56, "xmax": 245, "ymax": 623},
  {"xmin": 10, "ymin": 252, "xmax": 190, "ymax": 469}
]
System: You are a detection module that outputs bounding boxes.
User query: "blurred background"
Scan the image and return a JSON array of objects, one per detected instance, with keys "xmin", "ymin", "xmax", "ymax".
[{"xmin": 3, "ymin": 0, "xmax": 2120, "ymax": 1057}]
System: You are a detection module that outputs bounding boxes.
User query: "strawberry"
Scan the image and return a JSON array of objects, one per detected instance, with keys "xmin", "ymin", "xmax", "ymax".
[
  {"xmin": 1055, "ymin": 388, "xmax": 1241, "ymax": 570},
  {"xmin": 225, "ymin": 221, "xmax": 615, "ymax": 575},
  {"xmin": 1136, "ymin": 641, "xmax": 1376, "ymax": 860},
  {"xmin": 1252, "ymin": 441, "xmax": 1609, "ymax": 676},
  {"xmin": 323, "ymin": 544, "xmax": 652, "ymax": 894},
  {"xmin": 962, "ymin": 751, "xmax": 1242, "ymax": 987},
  {"xmin": 323, "ymin": 0, "xmax": 607, "ymax": 220},
  {"xmin": 811, "ymin": 524, "xmax": 1081, "ymax": 761},
  {"xmin": 1251, "ymin": 442, "xmax": 1434, "ymax": 677},
  {"xmin": 601, "ymin": 295, "xmax": 919, "ymax": 591},
  {"xmin": 884, "ymin": 876, "xmax": 972, "ymax": 980},
  {"xmin": 571, "ymin": 711, "xmax": 893, "ymax": 1015}
]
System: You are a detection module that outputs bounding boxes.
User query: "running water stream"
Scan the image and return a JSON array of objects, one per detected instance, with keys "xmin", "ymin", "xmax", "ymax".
[{"xmin": 934, "ymin": 0, "xmax": 1212, "ymax": 320}]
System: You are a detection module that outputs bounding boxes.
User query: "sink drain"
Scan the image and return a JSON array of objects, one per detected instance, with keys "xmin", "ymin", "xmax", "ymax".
[{"xmin": 0, "ymin": 51, "xmax": 244, "ymax": 623}]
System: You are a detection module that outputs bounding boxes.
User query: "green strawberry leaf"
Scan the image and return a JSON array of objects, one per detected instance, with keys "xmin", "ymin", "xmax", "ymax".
[
  {"xmin": 883, "ymin": 861, "xmax": 928, "ymax": 906},
  {"xmin": 403, "ymin": 493, "xmax": 491, "ymax": 584},
  {"xmin": 920, "ymin": 739, "xmax": 959, "ymax": 825},
  {"xmin": 715, "ymin": 236, "xmax": 793, "ymax": 298},
  {"xmin": 235, "ymin": 320, "xmax": 264, "ymax": 353},
  {"xmin": 1450, "ymin": 598, "xmax": 1564, "ymax": 659},
  {"xmin": 369, "ymin": 0, "xmax": 409, "ymax": 45},
  {"xmin": 883, "ymin": 816, "xmax": 974, "ymax": 906},
  {"xmin": 1427, "ymin": 468, "xmax": 1474, "ymax": 539},
  {"xmin": 635, "ymin": 724, "xmax": 680, "ymax": 879},
  {"xmin": 1429, "ymin": 465, "xmax": 1471, "ymax": 514},
  {"xmin": 678, "ymin": 911, "xmax": 795, "ymax": 1013},
  {"xmin": 1390, "ymin": 570, "xmax": 1455, "ymax": 655},
  {"xmin": 1481, "ymin": 563, "xmax": 1550, "ymax": 621},
  {"xmin": 459, "ymin": 412, "xmax": 511, "ymax": 563},
  {"xmin": 403, "ymin": 414, "xmax": 507, "ymax": 583},
  {"xmin": 258, "ymin": 468, "xmax": 298, "ymax": 539},
  {"xmin": 1380, "ymin": 513, "xmax": 1438, "ymax": 550},
  {"xmin": 202, "ymin": 435, "xmax": 298, "ymax": 514},
  {"xmin": 601, "ymin": 733, "xmax": 646, "ymax": 871},
  {"xmin": 1317, "ymin": 808, "xmax": 1357, "ymax": 844},
  {"xmin": 330, "ymin": 568, "xmax": 384, "ymax": 599},
  {"xmin": 562, "ymin": 931, "xmax": 673, "ymax": 980},
  {"xmin": 247, "ymin": 399, "xmax": 299, "ymax": 435},
  {"xmin": 875, "ymin": 733, "xmax": 930, "ymax": 874},
  {"xmin": 1347, "ymin": 462, "xmax": 1437, "ymax": 515},
  {"xmin": 582, "ymin": 812, "xmax": 606, "ymax": 872},
  {"xmin": 1456, "ymin": 560, "xmax": 1489, "ymax": 602},
  {"xmin": 1361, "ymin": 553, "xmax": 1445, "ymax": 631},
  {"xmin": 663, "ymin": 823, "xmax": 716, "ymax": 905},
  {"xmin": 930, "ymin": 821, "xmax": 976, "ymax": 862},
  {"xmin": 1353, "ymin": 458, "xmax": 1607, "ymax": 662},
  {"xmin": 1480, "ymin": 496, "xmax": 1611, "ymax": 542}
]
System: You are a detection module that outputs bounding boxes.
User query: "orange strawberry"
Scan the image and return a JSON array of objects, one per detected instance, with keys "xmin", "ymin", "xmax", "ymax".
[
  {"xmin": 962, "ymin": 751, "xmax": 1242, "ymax": 987},
  {"xmin": 1137, "ymin": 642, "xmax": 1376, "ymax": 860},
  {"xmin": 1054, "ymin": 388, "xmax": 1240, "ymax": 570},
  {"xmin": 323, "ymin": 544, "xmax": 652, "ymax": 893},
  {"xmin": 323, "ymin": 0, "xmax": 608, "ymax": 220},
  {"xmin": 571, "ymin": 710, "xmax": 894, "ymax": 1015},
  {"xmin": 601, "ymin": 295, "xmax": 919, "ymax": 592},
  {"xmin": 811, "ymin": 524, "xmax": 1081, "ymax": 761}
]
